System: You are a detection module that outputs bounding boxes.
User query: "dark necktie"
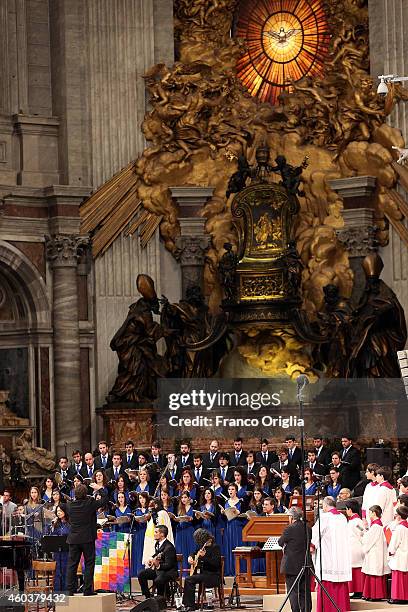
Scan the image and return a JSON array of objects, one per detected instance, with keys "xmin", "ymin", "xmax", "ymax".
[
  {"xmin": 115, "ymin": 468, "xmax": 119, "ymax": 479},
  {"xmin": 222, "ymin": 468, "xmax": 226, "ymax": 480},
  {"xmin": 289, "ymin": 450, "xmax": 293, "ymax": 460},
  {"xmin": 195, "ymin": 469, "xmax": 200, "ymax": 481},
  {"xmin": 127, "ymin": 455, "xmax": 131, "ymax": 464},
  {"xmin": 236, "ymin": 454, "xmax": 239, "ymax": 463},
  {"xmin": 102, "ymin": 456, "xmax": 106, "ymax": 468},
  {"xmin": 263, "ymin": 453, "xmax": 267, "ymax": 462},
  {"xmin": 210, "ymin": 453, "xmax": 214, "ymax": 462},
  {"xmin": 76, "ymin": 465, "xmax": 80, "ymax": 473},
  {"xmin": 182, "ymin": 457, "xmax": 186, "ymax": 466}
]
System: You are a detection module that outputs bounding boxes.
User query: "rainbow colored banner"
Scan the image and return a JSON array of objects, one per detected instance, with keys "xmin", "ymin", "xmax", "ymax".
[{"xmin": 93, "ymin": 531, "xmax": 130, "ymax": 593}]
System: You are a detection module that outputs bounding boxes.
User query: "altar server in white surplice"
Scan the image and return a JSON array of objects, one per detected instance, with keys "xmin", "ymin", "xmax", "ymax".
[
  {"xmin": 311, "ymin": 496, "xmax": 351, "ymax": 612},
  {"xmin": 388, "ymin": 505, "xmax": 408, "ymax": 604},
  {"xmin": 373, "ymin": 466, "xmax": 397, "ymax": 527},
  {"xmin": 345, "ymin": 499, "xmax": 364, "ymax": 597},
  {"xmin": 362, "ymin": 505, "xmax": 390, "ymax": 601},
  {"xmin": 361, "ymin": 463, "xmax": 379, "ymax": 525}
]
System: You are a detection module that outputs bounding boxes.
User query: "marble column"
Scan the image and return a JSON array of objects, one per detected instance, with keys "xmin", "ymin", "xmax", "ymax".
[
  {"xmin": 46, "ymin": 234, "xmax": 89, "ymax": 455},
  {"xmin": 171, "ymin": 187, "xmax": 213, "ymax": 297},
  {"xmin": 329, "ymin": 176, "xmax": 378, "ymax": 305}
]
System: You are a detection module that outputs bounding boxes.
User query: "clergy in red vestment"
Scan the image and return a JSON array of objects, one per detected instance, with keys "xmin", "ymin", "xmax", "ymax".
[{"xmin": 311, "ymin": 496, "xmax": 351, "ymax": 612}]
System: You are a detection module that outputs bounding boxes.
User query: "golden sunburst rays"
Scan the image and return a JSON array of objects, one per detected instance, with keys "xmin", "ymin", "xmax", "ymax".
[{"xmin": 235, "ymin": 0, "xmax": 331, "ymax": 105}]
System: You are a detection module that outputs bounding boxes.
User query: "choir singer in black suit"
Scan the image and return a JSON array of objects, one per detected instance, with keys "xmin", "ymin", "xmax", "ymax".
[
  {"xmin": 138, "ymin": 525, "xmax": 178, "ymax": 599},
  {"xmin": 278, "ymin": 507, "xmax": 312, "ymax": 612},
  {"xmin": 65, "ymin": 482, "xmax": 107, "ymax": 596},
  {"xmin": 182, "ymin": 528, "xmax": 222, "ymax": 612}
]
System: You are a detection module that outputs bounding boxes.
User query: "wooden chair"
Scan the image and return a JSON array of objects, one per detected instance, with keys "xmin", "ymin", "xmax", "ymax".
[
  {"xmin": 151, "ymin": 553, "xmax": 184, "ymax": 605},
  {"xmin": 25, "ymin": 560, "xmax": 57, "ymax": 612},
  {"xmin": 198, "ymin": 556, "xmax": 225, "ymax": 610}
]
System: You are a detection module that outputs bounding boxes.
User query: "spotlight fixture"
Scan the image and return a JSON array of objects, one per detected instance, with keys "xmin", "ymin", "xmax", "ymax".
[{"xmin": 377, "ymin": 74, "xmax": 408, "ymax": 95}]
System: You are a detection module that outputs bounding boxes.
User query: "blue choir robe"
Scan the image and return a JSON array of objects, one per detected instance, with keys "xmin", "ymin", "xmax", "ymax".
[{"xmin": 52, "ymin": 521, "xmax": 71, "ymax": 591}]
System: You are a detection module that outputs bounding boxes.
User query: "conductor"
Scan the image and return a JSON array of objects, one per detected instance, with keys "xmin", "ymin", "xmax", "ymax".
[{"xmin": 65, "ymin": 482, "xmax": 107, "ymax": 596}]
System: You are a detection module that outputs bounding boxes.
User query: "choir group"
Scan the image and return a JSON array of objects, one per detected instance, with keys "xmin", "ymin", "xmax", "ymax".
[{"xmin": 1, "ymin": 435, "xmax": 407, "ymax": 604}]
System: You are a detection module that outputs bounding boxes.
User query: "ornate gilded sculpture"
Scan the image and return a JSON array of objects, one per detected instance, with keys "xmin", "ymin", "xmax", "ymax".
[
  {"xmin": 109, "ymin": 275, "xmax": 167, "ymax": 402},
  {"xmin": 80, "ymin": 0, "xmax": 407, "ymax": 378},
  {"xmin": 161, "ymin": 285, "xmax": 228, "ymax": 378},
  {"xmin": 346, "ymin": 253, "xmax": 407, "ymax": 378},
  {"xmin": 225, "ymin": 144, "xmax": 303, "ymax": 323},
  {"xmin": 12, "ymin": 430, "xmax": 55, "ymax": 474}
]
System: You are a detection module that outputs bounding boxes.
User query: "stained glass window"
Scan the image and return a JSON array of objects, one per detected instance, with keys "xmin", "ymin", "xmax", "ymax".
[{"xmin": 235, "ymin": 0, "xmax": 331, "ymax": 105}]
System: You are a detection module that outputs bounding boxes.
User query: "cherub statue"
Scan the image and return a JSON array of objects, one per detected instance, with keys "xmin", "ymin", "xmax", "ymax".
[
  {"xmin": 270, "ymin": 155, "xmax": 309, "ymax": 196},
  {"xmin": 226, "ymin": 154, "xmax": 252, "ymax": 198}
]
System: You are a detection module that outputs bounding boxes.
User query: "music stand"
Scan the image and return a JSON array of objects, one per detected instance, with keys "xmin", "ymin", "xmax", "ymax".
[{"xmin": 41, "ymin": 535, "xmax": 68, "ymax": 592}]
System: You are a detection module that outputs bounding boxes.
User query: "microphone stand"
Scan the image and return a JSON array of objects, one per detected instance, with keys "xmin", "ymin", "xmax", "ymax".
[
  {"xmin": 278, "ymin": 376, "xmax": 340, "ymax": 612},
  {"xmin": 121, "ymin": 512, "xmax": 138, "ymax": 603}
]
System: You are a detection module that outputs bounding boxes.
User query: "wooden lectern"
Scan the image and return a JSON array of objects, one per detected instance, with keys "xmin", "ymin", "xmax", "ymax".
[{"xmin": 238, "ymin": 516, "xmax": 289, "ymax": 593}]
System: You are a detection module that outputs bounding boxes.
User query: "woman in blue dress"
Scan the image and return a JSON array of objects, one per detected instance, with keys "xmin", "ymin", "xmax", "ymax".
[
  {"xmin": 135, "ymin": 469, "xmax": 150, "ymax": 495},
  {"xmin": 131, "ymin": 492, "xmax": 150, "ymax": 576},
  {"xmin": 69, "ymin": 476, "xmax": 82, "ymax": 500},
  {"xmin": 198, "ymin": 488, "xmax": 220, "ymax": 539},
  {"xmin": 248, "ymin": 488, "xmax": 265, "ymax": 515},
  {"xmin": 280, "ymin": 468, "xmax": 293, "ymax": 506},
  {"xmin": 174, "ymin": 491, "xmax": 195, "ymax": 576},
  {"xmin": 233, "ymin": 468, "xmax": 248, "ymax": 500},
  {"xmin": 210, "ymin": 471, "xmax": 225, "ymax": 499},
  {"xmin": 255, "ymin": 466, "xmax": 272, "ymax": 496},
  {"xmin": 91, "ymin": 471, "xmax": 109, "ymax": 512},
  {"xmin": 273, "ymin": 487, "xmax": 288, "ymax": 514},
  {"xmin": 51, "ymin": 504, "xmax": 70, "ymax": 591},
  {"xmin": 326, "ymin": 467, "xmax": 342, "ymax": 499},
  {"xmin": 160, "ymin": 489, "xmax": 174, "ymax": 515},
  {"xmin": 223, "ymin": 483, "xmax": 246, "ymax": 576},
  {"xmin": 155, "ymin": 475, "xmax": 175, "ymax": 499},
  {"xmin": 112, "ymin": 475, "xmax": 130, "ymax": 504},
  {"xmin": 178, "ymin": 469, "xmax": 198, "ymax": 502},
  {"xmin": 304, "ymin": 468, "xmax": 318, "ymax": 496},
  {"xmin": 42, "ymin": 477, "xmax": 55, "ymax": 504},
  {"xmin": 26, "ymin": 486, "xmax": 43, "ymax": 553},
  {"xmin": 115, "ymin": 492, "xmax": 132, "ymax": 534}
]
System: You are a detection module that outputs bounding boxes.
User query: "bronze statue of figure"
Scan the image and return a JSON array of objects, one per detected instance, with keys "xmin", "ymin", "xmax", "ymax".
[
  {"xmin": 109, "ymin": 274, "xmax": 167, "ymax": 402},
  {"xmin": 226, "ymin": 154, "xmax": 252, "ymax": 198},
  {"xmin": 218, "ymin": 242, "xmax": 238, "ymax": 302},
  {"xmin": 314, "ymin": 284, "xmax": 353, "ymax": 377},
  {"xmin": 161, "ymin": 285, "xmax": 228, "ymax": 378},
  {"xmin": 347, "ymin": 253, "xmax": 407, "ymax": 378},
  {"xmin": 285, "ymin": 240, "xmax": 303, "ymax": 296},
  {"xmin": 270, "ymin": 155, "xmax": 308, "ymax": 196}
]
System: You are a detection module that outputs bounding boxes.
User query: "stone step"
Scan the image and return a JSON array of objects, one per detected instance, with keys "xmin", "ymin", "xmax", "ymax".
[
  {"xmin": 263, "ymin": 592, "xmax": 407, "ymax": 611},
  {"xmin": 56, "ymin": 593, "xmax": 116, "ymax": 612}
]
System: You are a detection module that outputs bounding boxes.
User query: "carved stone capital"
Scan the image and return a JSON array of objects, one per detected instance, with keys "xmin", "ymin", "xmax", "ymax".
[
  {"xmin": 45, "ymin": 234, "xmax": 89, "ymax": 267},
  {"xmin": 336, "ymin": 225, "xmax": 378, "ymax": 258},
  {"xmin": 175, "ymin": 235, "xmax": 211, "ymax": 266}
]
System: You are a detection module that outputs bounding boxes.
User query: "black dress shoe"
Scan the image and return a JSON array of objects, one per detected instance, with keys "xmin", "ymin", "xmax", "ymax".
[
  {"xmin": 388, "ymin": 599, "xmax": 405, "ymax": 605},
  {"xmin": 83, "ymin": 592, "xmax": 97, "ymax": 596}
]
